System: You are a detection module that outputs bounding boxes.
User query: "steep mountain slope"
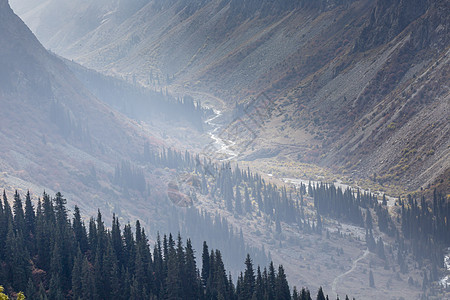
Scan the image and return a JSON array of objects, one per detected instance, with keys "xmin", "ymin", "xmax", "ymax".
[
  {"xmin": 3, "ymin": 1, "xmax": 448, "ymax": 297},
  {"xmin": 11, "ymin": 0, "xmax": 449, "ymax": 193},
  {"xmin": 252, "ymin": 0, "xmax": 450, "ymax": 192},
  {"xmin": 0, "ymin": 0, "xmax": 163, "ymax": 222},
  {"xmin": 0, "ymin": 0, "xmax": 272, "ymax": 282}
]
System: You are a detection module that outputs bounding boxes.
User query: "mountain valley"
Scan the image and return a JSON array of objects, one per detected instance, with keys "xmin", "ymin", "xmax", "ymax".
[{"xmin": 1, "ymin": 0, "xmax": 449, "ymax": 299}]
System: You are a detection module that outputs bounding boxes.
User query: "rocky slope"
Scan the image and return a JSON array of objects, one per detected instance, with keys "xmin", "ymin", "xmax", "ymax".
[{"xmin": 10, "ymin": 0, "xmax": 449, "ymax": 192}]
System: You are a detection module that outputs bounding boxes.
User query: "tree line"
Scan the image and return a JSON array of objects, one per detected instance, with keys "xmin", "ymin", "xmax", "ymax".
[
  {"xmin": 0, "ymin": 190, "xmax": 351, "ymax": 299},
  {"xmin": 140, "ymin": 145, "xmax": 449, "ymax": 295}
]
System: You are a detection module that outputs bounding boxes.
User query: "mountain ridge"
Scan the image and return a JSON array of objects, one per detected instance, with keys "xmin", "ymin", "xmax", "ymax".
[{"xmin": 10, "ymin": 0, "xmax": 449, "ymax": 193}]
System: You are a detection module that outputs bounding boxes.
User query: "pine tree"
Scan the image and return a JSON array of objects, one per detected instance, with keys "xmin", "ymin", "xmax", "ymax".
[
  {"xmin": 73, "ymin": 206, "xmax": 88, "ymax": 254},
  {"xmin": 111, "ymin": 214, "xmax": 123, "ymax": 267},
  {"xmin": 165, "ymin": 234, "xmax": 181, "ymax": 300},
  {"xmin": 201, "ymin": 241, "xmax": 210, "ymax": 287},
  {"xmin": 81, "ymin": 256, "xmax": 96, "ymax": 300},
  {"xmin": 276, "ymin": 265, "xmax": 290, "ymax": 299},
  {"xmin": 253, "ymin": 266, "xmax": 264, "ymax": 300},
  {"xmin": 301, "ymin": 287, "xmax": 312, "ymax": 300},
  {"xmin": 242, "ymin": 254, "xmax": 255, "ymax": 299},
  {"xmin": 35, "ymin": 198, "xmax": 51, "ymax": 271},
  {"xmin": 292, "ymin": 286, "xmax": 299, "ymax": 300},
  {"xmin": 72, "ymin": 249, "xmax": 83, "ymax": 300},
  {"xmin": 0, "ymin": 194, "xmax": 4, "ymax": 260},
  {"xmin": 6, "ymin": 220, "xmax": 30, "ymax": 292},
  {"xmin": 49, "ymin": 273, "xmax": 63, "ymax": 300},
  {"xmin": 185, "ymin": 239, "xmax": 200, "ymax": 299},
  {"xmin": 316, "ymin": 287, "xmax": 326, "ymax": 300},
  {"xmin": 13, "ymin": 191, "xmax": 25, "ymax": 234},
  {"xmin": 25, "ymin": 277, "xmax": 36, "ymax": 300},
  {"xmin": 267, "ymin": 262, "xmax": 276, "ymax": 300},
  {"xmin": 214, "ymin": 250, "xmax": 229, "ymax": 299},
  {"xmin": 24, "ymin": 191, "xmax": 35, "ymax": 236},
  {"xmin": 153, "ymin": 233, "xmax": 164, "ymax": 296},
  {"xmin": 38, "ymin": 282, "xmax": 48, "ymax": 300},
  {"xmin": 2, "ymin": 191, "xmax": 12, "ymax": 230}
]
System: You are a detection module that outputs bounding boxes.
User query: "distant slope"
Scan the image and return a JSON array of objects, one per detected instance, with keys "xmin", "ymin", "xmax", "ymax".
[
  {"xmin": 64, "ymin": 58, "xmax": 208, "ymax": 132},
  {"xmin": 11, "ymin": 0, "xmax": 449, "ymax": 192},
  {"xmin": 0, "ymin": 0, "xmax": 163, "ymax": 222}
]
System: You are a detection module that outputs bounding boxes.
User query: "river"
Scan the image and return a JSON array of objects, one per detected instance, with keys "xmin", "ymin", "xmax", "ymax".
[
  {"xmin": 204, "ymin": 109, "xmax": 238, "ymax": 161},
  {"xmin": 440, "ymin": 248, "xmax": 450, "ymax": 288}
]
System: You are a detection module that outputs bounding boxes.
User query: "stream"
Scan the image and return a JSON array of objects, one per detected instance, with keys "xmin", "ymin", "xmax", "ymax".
[
  {"xmin": 204, "ymin": 109, "xmax": 238, "ymax": 161},
  {"xmin": 440, "ymin": 248, "xmax": 450, "ymax": 288}
]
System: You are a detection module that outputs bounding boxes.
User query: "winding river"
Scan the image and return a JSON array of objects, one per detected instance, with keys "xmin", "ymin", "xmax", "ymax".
[{"xmin": 204, "ymin": 109, "xmax": 238, "ymax": 161}]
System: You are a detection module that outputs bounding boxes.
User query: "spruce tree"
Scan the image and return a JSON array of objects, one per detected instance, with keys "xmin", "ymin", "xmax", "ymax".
[
  {"xmin": 242, "ymin": 254, "xmax": 255, "ymax": 299},
  {"xmin": 214, "ymin": 250, "xmax": 229, "ymax": 299},
  {"xmin": 25, "ymin": 277, "xmax": 36, "ymax": 300},
  {"xmin": 13, "ymin": 191, "xmax": 25, "ymax": 234},
  {"xmin": 6, "ymin": 220, "xmax": 30, "ymax": 292},
  {"xmin": 301, "ymin": 287, "xmax": 312, "ymax": 300},
  {"xmin": 316, "ymin": 287, "xmax": 326, "ymax": 300},
  {"xmin": 185, "ymin": 239, "xmax": 200, "ymax": 299},
  {"xmin": 24, "ymin": 191, "xmax": 35, "ymax": 236},
  {"xmin": 201, "ymin": 241, "xmax": 210, "ymax": 287},
  {"xmin": 72, "ymin": 206, "xmax": 88, "ymax": 253},
  {"xmin": 82, "ymin": 256, "xmax": 97, "ymax": 299},
  {"xmin": 72, "ymin": 249, "xmax": 83, "ymax": 300},
  {"xmin": 276, "ymin": 265, "xmax": 290, "ymax": 299},
  {"xmin": 254, "ymin": 266, "xmax": 264, "ymax": 300},
  {"xmin": 165, "ymin": 234, "xmax": 181, "ymax": 300}
]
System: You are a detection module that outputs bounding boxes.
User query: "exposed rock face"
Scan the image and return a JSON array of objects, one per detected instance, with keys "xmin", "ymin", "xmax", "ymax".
[{"xmin": 355, "ymin": 0, "xmax": 429, "ymax": 51}]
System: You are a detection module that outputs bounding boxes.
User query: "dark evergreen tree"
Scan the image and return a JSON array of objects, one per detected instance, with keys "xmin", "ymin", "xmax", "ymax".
[
  {"xmin": 5, "ymin": 220, "xmax": 30, "ymax": 292},
  {"xmin": 72, "ymin": 248, "xmax": 83, "ymax": 300},
  {"xmin": 254, "ymin": 266, "xmax": 264, "ymax": 300},
  {"xmin": 25, "ymin": 277, "xmax": 36, "ymax": 300},
  {"xmin": 24, "ymin": 191, "xmax": 35, "ymax": 236},
  {"xmin": 242, "ymin": 254, "xmax": 255, "ymax": 299},
  {"xmin": 201, "ymin": 241, "xmax": 210, "ymax": 287},
  {"xmin": 185, "ymin": 239, "xmax": 200, "ymax": 299},
  {"xmin": 292, "ymin": 286, "xmax": 299, "ymax": 300},
  {"xmin": 301, "ymin": 288, "xmax": 312, "ymax": 300},
  {"xmin": 13, "ymin": 190, "xmax": 25, "ymax": 234},
  {"xmin": 276, "ymin": 265, "xmax": 290, "ymax": 299},
  {"xmin": 316, "ymin": 287, "xmax": 326, "ymax": 300},
  {"xmin": 81, "ymin": 256, "xmax": 97, "ymax": 300},
  {"xmin": 73, "ymin": 206, "xmax": 89, "ymax": 254}
]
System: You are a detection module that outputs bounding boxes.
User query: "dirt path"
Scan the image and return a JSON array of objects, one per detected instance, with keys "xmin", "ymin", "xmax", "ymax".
[{"xmin": 331, "ymin": 248, "xmax": 370, "ymax": 296}]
